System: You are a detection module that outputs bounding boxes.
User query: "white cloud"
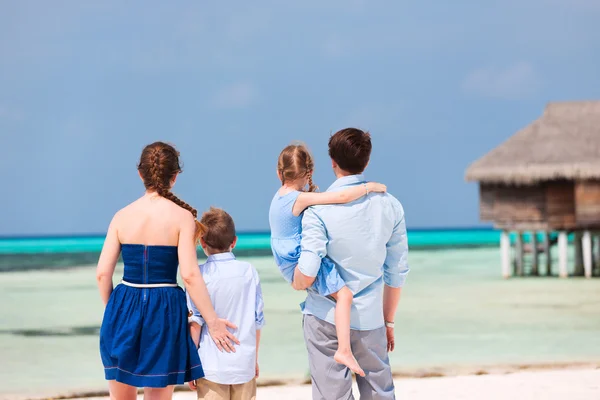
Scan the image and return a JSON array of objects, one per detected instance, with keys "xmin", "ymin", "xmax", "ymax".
[
  {"xmin": 212, "ymin": 82, "xmax": 258, "ymax": 109},
  {"xmin": 462, "ymin": 62, "xmax": 541, "ymax": 100}
]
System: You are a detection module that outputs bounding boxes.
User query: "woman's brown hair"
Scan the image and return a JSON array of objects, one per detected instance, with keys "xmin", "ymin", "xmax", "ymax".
[
  {"xmin": 137, "ymin": 142, "xmax": 206, "ymax": 243},
  {"xmin": 277, "ymin": 143, "xmax": 317, "ymax": 192}
]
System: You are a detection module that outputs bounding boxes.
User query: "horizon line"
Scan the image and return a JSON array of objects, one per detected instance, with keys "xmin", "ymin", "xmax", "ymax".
[{"xmin": 0, "ymin": 225, "xmax": 495, "ymax": 240}]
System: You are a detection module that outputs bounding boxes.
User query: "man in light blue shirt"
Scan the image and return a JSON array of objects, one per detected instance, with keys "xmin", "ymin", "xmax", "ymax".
[
  {"xmin": 293, "ymin": 128, "xmax": 409, "ymax": 400},
  {"xmin": 186, "ymin": 207, "xmax": 265, "ymax": 399}
]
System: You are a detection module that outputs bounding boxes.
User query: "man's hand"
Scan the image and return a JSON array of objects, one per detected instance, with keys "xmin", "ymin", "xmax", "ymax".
[
  {"xmin": 188, "ymin": 379, "xmax": 197, "ymax": 391},
  {"xmin": 386, "ymin": 326, "xmax": 395, "ymax": 352},
  {"xmin": 383, "ymin": 285, "xmax": 401, "ymax": 353}
]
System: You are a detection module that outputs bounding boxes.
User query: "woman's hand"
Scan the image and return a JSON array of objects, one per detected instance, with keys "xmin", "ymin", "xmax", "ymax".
[
  {"xmin": 207, "ymin": 318, "xmax": 240, "ymax": 352},
  {"xmin": 367, "ymin": 182, "xmax": 387, "ymax": 194},
  {"xmin": 188, "ymin": 380, "xmax": 197, "ymax": 391},
  {"xmin": 255, "ymin": 362, "xmax": 260, "ymax": 378},
  {"xmin": 386, "ymin": 326, "xmax": 395, "ymax": 352}
]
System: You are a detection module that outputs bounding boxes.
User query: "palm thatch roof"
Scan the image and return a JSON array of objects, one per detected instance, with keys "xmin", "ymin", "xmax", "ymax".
[{"xmin": 465, "ymin": 101, "xmax": 600, "ymax": 184}]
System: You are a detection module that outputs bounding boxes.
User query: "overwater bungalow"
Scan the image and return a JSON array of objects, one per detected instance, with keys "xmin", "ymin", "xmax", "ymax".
[{"xmin": 466, "ymin": 101, "xmax": 600, "ymax": 278}]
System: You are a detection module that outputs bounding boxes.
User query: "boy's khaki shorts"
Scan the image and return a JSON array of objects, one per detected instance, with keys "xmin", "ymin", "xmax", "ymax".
[{"xmin": 196, "ymin": 378, "xmax": 256, "ymax": 400}]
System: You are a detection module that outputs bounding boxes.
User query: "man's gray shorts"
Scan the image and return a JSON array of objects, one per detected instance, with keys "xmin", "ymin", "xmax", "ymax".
[{"xmin": 303, "ymin": 314, "xmax": 395, "ymax": 400}]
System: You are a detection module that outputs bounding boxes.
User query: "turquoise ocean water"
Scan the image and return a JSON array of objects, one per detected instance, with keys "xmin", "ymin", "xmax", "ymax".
[
  {"xmin": 0, "ymin": 228, "xmax": 565, "ymax": 272},
  {"xmin": 0, "ymin": 228, "xmax": 505, "ymax": 272},
  {"xmin": 0, "ymin": 229, "xmax": 598, "ymax": 399},
  {"xmin": 0, "ymin": 228, "xmax": 503, "ymax": 255}
]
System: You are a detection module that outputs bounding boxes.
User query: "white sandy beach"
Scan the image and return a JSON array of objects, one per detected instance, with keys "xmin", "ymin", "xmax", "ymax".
[{"xmin": 66, "ymin": 368, "xmax": 600, "ymax": 400}]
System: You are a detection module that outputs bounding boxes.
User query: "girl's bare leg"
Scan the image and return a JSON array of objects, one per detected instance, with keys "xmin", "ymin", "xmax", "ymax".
[
  {"xmin": 144, "ymin": 386, "xmax": 175, "ymax": 400},
  {"xmin": 108, "ymin": 381, "xmax": 137, "ymax": 400},
  {"xmin": 331, "ymin": 286, "xmax": 365, "ymax": 377}
]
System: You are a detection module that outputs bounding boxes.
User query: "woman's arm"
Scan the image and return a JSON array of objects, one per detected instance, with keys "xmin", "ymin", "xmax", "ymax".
[
  {"xmin": 292, "ymin": 182, "xmax": 386, "ymax": 216},
  {"xmin": 96, "ymin": 215, "xmax": 121, "ymax": 306},
  {"xmin": 178, "ymin": 214, "xmax": 240, "ymax": 353}
]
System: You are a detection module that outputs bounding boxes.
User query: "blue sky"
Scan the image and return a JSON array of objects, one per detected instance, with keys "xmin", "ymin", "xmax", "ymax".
[{"xmin": 1, "ymin": 1, "xmax": 599, "ymax": 235}]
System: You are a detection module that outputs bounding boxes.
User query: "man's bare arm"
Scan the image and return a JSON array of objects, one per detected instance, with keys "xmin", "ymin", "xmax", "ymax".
[{"xmin": 383, "ymin": 286, "xmax": 401, "ymax": 322}]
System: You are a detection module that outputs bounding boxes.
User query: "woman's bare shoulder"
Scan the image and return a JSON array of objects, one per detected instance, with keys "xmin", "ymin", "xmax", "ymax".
[
  {"xmin": 114, "ymin": 197, "xmax": 142, "ymax": 215},
  {"xmin": 162, "ymin": 200, "xmax": 196, "ymax": 224},
  {"xmin": 109, "ymin": 197, "xmax": 146, "ymax": 225},
  {"xmin": 111, "ymin": 196, "xmax": 195, "ymax": 233}
]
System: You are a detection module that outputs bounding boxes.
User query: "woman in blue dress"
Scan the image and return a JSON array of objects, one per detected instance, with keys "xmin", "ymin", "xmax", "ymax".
[{"xmin": 96, "ymin": 142, "xmax": 239, "ymax": 400}]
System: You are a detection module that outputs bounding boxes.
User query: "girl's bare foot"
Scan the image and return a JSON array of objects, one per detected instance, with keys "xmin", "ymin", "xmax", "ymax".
[{"xmin": 334, "ymin": 349, "xmax": 365, "ymax": 377}]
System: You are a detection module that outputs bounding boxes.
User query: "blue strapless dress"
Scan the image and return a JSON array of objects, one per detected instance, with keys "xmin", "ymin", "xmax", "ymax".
[{"xmin": 99, "ymin": 244, "xmax": 204, "ymax": 387}]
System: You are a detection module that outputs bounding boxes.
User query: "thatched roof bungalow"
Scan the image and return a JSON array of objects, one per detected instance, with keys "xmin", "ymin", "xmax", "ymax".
[{"xmin": 466, "ymin": 101, "xmax": 600, "ymax": 278}]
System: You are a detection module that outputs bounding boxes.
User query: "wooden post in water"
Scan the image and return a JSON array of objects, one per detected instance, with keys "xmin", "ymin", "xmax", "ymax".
[
  {"xmin": 531, "ymin": 231, "xmax": 539, "ymax": 276},
  {"xmin": 583, "ymin": 230, "xmax": 593, "ymax": 279},
  {"xmin": 594, "ymin": 236, "xmax": 600, "ymax": 276},
  {"xmin": 544, "ymin": 231, "xmax": 552, "ymax": 276},
  {"xmin": 558, "ymin": 231, "xmax": 568, "ymax": 278},
  {"xmin": 574, "ymin": 232, "xmax": 584, "ymax": 276},
  {"xmin": 500, "ymin": 230, "xmax": 511, "ymax": 279},
  {"xmin": 515, "ymin": 232, "xmax": 524, "ymax": 277}
]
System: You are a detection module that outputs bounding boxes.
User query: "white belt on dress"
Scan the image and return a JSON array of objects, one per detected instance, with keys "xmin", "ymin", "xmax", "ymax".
[{"xmin": 121, "ymin": 280, "xmax": 178, "ymax": 288}]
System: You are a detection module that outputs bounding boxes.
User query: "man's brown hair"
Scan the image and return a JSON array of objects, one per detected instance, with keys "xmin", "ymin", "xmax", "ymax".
[
  {"xmin": 328, "ymin": 128, "xmax": 372, "ymax": 175},
  {"xmin": 199, "ymin": 207, "xmax": 236, "ymax": 252}
]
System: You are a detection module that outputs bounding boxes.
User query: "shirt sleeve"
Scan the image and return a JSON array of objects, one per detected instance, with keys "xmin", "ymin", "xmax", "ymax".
[
  {"xmin": 384, "ymin": 199, "xmax": 410, "ymax": 288},
  {"xmin": 297, "ymin": 207, "xmax": 328, "ymax": 278},
  {"xmin": 253, "ymin": 267, "xmax": 266, "ymax": 329},
  {"xmin": 185, "ymin": 289, "xmax": 205, "ymax": 326}
]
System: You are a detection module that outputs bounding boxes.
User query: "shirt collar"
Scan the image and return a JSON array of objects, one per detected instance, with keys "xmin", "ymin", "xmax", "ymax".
[
  {"xmin": 327, "ymin": 174, "xmax": 366, "ymax": 191},
  {"xmin": 206, "ymin": 252, "xmax": 236, "ymax": 263}
]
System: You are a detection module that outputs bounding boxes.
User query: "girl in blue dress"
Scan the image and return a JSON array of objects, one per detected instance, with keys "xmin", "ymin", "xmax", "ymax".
[
  {"xmin": 96, "ymin": 142, "xmax": 239, "ymax": 400},
  {"xmin": 269, "ymin": 143, "xmax": 386, "ymax": 377}
]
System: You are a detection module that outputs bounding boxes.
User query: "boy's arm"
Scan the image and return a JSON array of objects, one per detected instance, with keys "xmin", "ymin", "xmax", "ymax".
[
  {"xmin": 254, "ymin": 266, "xmax": 265, "ymax": 378},
  {"xmin": 189, "ymin": 321, "xmax": 202, "ymax": 348},
  {"xmin": 186, "ymin": 289, "xmax": 205, "ymax": 327},
  {"xmin": 256, "ymin": 329, "xmax": 261, "ymax": 355},
  {"xmin": 254, "ymin": 267, "xmax": 266, "ymax": 330},
  {"xmin": 187, "ymin": 320, "xmax": 202, "ymax": 392},
  {"xmin": 292, "ymin": 182, "xmax": 386, "ymax": 216},
  {"xmin": 255, "ymin": 329, "xmax": 261, "ymax": 378}
]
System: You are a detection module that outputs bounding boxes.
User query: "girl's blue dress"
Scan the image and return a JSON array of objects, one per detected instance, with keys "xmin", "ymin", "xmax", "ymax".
[
  {"xmin": 99, "ymin": 244, "xmax": 204, "ymax": 387},
  {"xmin": 268, "ymin": 190, "xmax": 345, "ymax": 295}
]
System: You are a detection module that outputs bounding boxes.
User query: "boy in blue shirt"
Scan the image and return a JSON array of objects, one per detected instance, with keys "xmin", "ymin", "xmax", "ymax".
[{"xmin": 187, "ymin": 207, "xmax": 265, "ymax": 400}]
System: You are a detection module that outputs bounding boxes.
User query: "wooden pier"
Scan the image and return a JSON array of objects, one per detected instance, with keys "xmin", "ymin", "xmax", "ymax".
[
  {"xmin": 499, "ymin": 230, "xmax": 600, "ymax": 278},
  {"xmin": 466, "ymin": 101, "xmax": 600, "ymax": 278}
]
